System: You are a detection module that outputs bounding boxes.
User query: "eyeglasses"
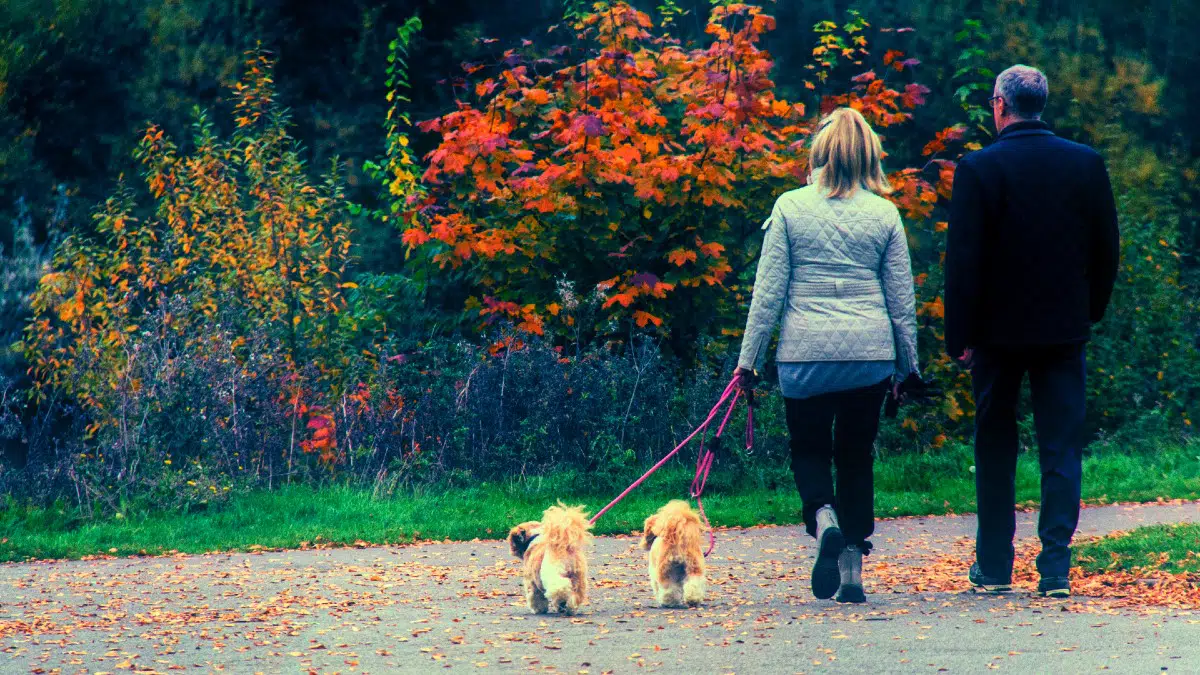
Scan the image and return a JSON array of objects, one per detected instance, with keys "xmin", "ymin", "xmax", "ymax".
[{"xmin": 988, "ymin": 95, "xmax": 1004, "ymax": 105}]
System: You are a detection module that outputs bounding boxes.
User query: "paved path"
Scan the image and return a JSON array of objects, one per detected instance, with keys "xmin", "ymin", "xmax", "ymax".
[{"xmin": 1, "ymin": 502, "xmax": 1197, "ymax": 674}]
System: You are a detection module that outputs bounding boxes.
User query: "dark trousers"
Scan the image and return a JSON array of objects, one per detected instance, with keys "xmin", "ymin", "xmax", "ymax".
[
  {"xmin": 972, "ymin": 344, "xmax": 1087, "ymax": 579},
  {"xmin": 784, "ymin": 380, "xmax": 888, "ymax": 551}
]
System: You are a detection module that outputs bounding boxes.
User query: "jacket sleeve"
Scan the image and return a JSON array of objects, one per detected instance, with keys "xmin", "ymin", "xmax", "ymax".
[
  {"xmin": 736, "ymin": 204, "xmax": 792, "ymax": 372},
  {"xmin": 880, "ymin": 210, "xmax": 919, "ymax": 377},
  {"xmin": 1087, "ymin": 154, "xmax": 1120, "ymax": 323},
  {"xmin": 945, "ymin": 158, "xmax": 985, "ymax": 359}
]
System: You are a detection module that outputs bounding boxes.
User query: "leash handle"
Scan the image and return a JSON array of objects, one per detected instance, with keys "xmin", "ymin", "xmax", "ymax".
[
  {"xmin": 745, "ymin": 388, "xmax": 754, "ymax": 451},
  {"xmin": 696, "ymin": 495, "xmax": 715, "ymax": 557},
  {"xmin": 692, "ymin": 385, "xmax": 745, "ymax": 557},
  {"xmin": 691, "ymin": 387, "xmax": 739, "ymax": 499}
]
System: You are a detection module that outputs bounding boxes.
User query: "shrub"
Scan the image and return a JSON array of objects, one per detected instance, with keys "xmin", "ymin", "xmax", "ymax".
[{"xmin": 20, "ymin": 52, "xmax": 371, "ymax": 513}]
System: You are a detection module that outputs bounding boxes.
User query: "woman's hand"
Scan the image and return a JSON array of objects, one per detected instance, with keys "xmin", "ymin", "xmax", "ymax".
[{"xmin": 732, "ymin": 367, "xmax": 754, "ymax": 389}]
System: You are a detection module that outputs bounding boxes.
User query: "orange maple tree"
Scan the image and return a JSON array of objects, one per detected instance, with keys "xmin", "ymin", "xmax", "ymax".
[
  {"xmin": 385, "ymin": 2, "xmax": 976, "ymax": 439},
  {"xmin": 396, "ymin": 4, "xmax": 962, "ymax": 353},
  {"xmin": 401, "ymin": 3, "xmax": 807, "ymax": 347}
]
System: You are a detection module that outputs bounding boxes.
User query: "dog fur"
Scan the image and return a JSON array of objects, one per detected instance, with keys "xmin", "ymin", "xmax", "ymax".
[
  {"xmin": 641, "ymin": 500, "xmax": 707, "ymax": 608},
  {"xmin": 507, "ymin": 502, "xmax": 593, "ymax": 615}
]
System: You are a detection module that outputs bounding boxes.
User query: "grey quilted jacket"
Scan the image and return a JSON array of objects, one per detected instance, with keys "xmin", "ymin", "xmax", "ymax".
[{"xmin": 736, "ymin": 181, "xmax": 919, "ymax": 377}]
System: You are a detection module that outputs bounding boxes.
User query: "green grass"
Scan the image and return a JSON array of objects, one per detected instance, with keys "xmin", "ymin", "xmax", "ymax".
[
  {"xmin": 1, "ymin": 440, "xmax": 1197, "ymax": 563},
  {"xmin": 1075, "ymin": 523, "xmax": 1200, "ymax": 574}
]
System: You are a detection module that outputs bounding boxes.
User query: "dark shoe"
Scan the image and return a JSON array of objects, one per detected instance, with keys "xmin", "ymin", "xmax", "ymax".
[
  {"xmin": 835, "ymin": 544, "xmax": 866, "ymax": 603},
  {"xmin": 968, "ymin": 562, "xmax": 1012, "ymax": 594},
  {"xmin": 1038, "ymin": 576, "xmax": 1070, "ymax": 598},
  {"xmin": 812, "ymin": 506, "xmax": 844, "ymax": 600}
]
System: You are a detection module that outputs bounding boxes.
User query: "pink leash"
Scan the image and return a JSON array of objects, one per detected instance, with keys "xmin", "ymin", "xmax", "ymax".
[{"xmin": 589, "ymin": 376, "xmax": 755, "ymax": 557}]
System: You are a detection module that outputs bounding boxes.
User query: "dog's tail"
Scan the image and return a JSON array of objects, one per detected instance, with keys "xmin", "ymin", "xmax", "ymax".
[{"xmin": 541, "ymin": 502, "xmax": 593, "ymax": 558}]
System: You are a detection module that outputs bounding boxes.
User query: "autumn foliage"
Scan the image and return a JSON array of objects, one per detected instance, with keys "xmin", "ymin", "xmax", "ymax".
[
  {"xmin": 399, "ymin": 5, "xmax": 960, "ymax": 340},
  {"xmin": 402, "ymin": 4, "xmax": 796, "ymax": 345},
  {"xmin": 391, "ymin": 3, "xmax": 972, "ymax": 439},
  {"xmin": 21, "ymin": 53, "xmax": 390, "ymax": 506}
]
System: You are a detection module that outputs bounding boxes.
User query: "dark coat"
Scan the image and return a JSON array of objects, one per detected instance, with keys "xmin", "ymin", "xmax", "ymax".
[{"xmin": 944, "ymin": 120, "xmax": 1120, "ymax": 358}]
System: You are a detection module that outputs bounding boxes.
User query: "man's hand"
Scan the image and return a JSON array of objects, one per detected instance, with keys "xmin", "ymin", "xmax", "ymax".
[{"xmin": 958, "ymin": 348, "xmax": 976, "ymax": 370}]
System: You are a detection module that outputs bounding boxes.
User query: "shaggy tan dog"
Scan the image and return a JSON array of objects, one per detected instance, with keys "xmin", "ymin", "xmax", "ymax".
[
  {"xmin": 507, "ymin": 503, "xmax": 593, "ymax": 615},
  {"xmin": 641, "ymin": 500, "xmax": 707, "ymax": 607}
]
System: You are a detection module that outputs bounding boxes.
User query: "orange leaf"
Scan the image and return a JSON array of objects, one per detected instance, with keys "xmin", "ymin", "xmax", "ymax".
[
  {"xmin": 667, "ymin": 248, "xmax": 698, "ymax": 266},
  {"xmin": 918, "ymin": 297, "xmax": 945, "ymax": 319},
  {"xmin": 603, "ymin": 292, "xmax": 636, "ymax": 309},
  {"xmin": 523, "ymin": 88, "xmax": 550, "ymax": 105},
  {"xmin": 633, "ymin": 310, "xmax": 663, "ymax": 328},
  {"xmin": 402, "ymin": 228, "xmax": 430, "ymax": 247}
]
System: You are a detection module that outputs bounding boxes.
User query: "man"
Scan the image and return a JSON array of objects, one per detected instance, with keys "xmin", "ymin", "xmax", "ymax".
[{"xmin": 945, "ymin": 65, "xmax": 1120, "ymax": 598}]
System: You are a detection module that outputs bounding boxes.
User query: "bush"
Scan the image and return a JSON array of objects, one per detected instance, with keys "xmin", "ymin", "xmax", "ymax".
[{"xmin": 17, "ymin": 52, "xmax": 373, "ymax": 514}]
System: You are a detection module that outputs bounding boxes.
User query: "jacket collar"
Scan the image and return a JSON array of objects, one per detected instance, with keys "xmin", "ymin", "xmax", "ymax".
[{"xmin": 997, "ymin": 119, "xmax": 1054, "ymax": 141}]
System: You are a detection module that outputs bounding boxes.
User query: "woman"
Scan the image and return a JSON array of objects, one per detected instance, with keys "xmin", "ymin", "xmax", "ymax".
[{"xmin": 734, "ymin": 107, "xmax": 919, "ymax": 603}]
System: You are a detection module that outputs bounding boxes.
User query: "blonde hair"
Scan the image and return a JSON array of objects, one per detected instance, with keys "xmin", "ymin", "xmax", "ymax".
[{"xmin": 808, "ymin": 107, "xmax": 890, "ymax": 198}]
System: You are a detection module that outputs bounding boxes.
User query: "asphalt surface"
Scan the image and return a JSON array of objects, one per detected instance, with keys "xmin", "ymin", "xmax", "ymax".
[{"xmin": 1, "ymin": 502, "xmax": 1197, "ymax": 674}]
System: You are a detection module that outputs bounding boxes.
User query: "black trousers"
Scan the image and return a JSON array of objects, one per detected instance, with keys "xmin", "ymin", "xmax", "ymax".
[
  {"xmin": 972, "ymin": 344, "xmax": 1087, "ymax": 579},
  {"xmin": 784, "ymin": 379, "xmax": 889, "ymax": 551}
]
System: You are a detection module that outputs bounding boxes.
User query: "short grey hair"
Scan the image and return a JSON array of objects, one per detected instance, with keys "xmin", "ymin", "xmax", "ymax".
[{"xmin": 994, "ymin": 65, "xmax": 1048, "ymax": 119}]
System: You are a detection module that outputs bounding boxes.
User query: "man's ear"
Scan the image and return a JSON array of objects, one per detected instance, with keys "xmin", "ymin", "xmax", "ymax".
[{"xmin": 641, "ymin": 515, "xmax": 657, "ymax": 551}]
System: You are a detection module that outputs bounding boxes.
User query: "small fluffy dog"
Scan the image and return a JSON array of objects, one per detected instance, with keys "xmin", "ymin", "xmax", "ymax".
[
  {"xmin": 641, "ymin": 500, "xmax": 707, "ymax": 608},
  {"xmin": 507, "ymin": 503, "xmax": 593, "ymax": 615}
]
